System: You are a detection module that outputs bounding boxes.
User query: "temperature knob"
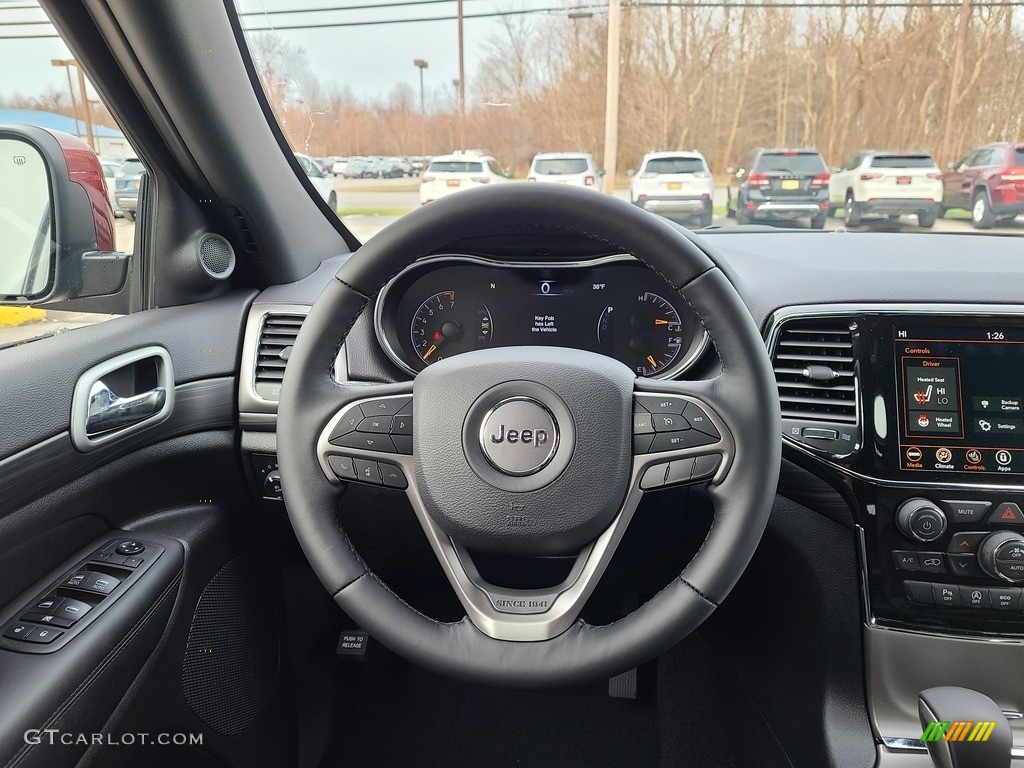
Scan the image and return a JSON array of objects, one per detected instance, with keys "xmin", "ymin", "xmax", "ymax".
[
  {"xmin": 978, "ymin": 531, "xmax": 1024, "ymax": 583},
  {"xmin": 896, "ymin": 498, "xmax": 947, "ymax": 543}
]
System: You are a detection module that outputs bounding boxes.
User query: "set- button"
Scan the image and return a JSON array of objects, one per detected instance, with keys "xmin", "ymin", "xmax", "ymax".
[{"xmin": 329, "ymin": 397, "xmax": 413, "ymax": 455}]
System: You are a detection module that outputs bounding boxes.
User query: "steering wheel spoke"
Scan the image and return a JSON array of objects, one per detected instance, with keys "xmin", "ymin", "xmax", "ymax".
[{"xmin": 316, "ymin": 383, "xmax": 415, "ymax": 489}]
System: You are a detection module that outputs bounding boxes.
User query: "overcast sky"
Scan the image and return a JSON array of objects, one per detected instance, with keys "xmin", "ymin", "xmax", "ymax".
[{"xmin": 0, "ymin": 0, "xmax": 585, "ymax": 108}]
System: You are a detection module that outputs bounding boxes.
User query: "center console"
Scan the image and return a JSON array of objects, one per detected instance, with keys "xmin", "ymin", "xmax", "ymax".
[{"xmin": 768, "ymin": 306, "xmax": 1024, "ymax": 638}]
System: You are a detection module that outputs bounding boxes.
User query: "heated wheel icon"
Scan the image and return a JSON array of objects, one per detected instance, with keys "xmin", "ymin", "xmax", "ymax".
[{"xmin": 917, "ymin": 414, "xmax": 930, "ymax": 428}]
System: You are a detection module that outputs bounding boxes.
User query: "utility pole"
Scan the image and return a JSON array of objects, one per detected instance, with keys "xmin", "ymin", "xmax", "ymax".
[
  {"xmin": 939, "ymin": 0, "xmax": 971, "ymax": 164},
  {"xmin": 414, "ymin": 59, "xmax": 429, "ymax": 159},
  {"xmin": 601, "ymin": 0, "xmax": 621, "ymax": 195},
  {"xmin": 50, "ymin": 59, "xmax": 82, "ymax": 140},
  {"xmin": 73, "ymin": 62, "xmax": 96, "ymax": 153},
  {"xmin": 457, "ymin": 0, "xmax": 467, "ymax": 151}
]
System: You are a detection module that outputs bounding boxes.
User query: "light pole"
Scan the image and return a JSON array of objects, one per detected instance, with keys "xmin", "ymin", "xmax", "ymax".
[
  {"xmin": 51, "ymin": 58, "xmax": 95, "ymax": 153},
  {"xmin": 601, "ymin": 0, "xmax": 621, "ymax": 195},
  {"xmin": 414, "ymin": 59, "xmax": 429, "ymax": 159},
  {"xmin": 456, "ymin": 0, "xmax": 466, "ymax": 151},
  {"xmin": 50, "ymin": 58, "xmax": 81, "ymax": 140}
]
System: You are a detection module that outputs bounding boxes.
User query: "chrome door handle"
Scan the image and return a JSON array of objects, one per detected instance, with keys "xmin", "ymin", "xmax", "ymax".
[{"xmin": 85, "ymin": 380, "xmax": 167, "ymax": 436}]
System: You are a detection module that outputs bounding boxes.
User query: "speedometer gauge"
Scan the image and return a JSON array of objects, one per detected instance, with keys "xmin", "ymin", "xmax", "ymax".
[
  {"xmin": 410, "ymin": 291, "xmax": 493, "ymax": 366},
  {"xmin": 598, "ymin": 291, "xmax": 683, "ymax": 376}
]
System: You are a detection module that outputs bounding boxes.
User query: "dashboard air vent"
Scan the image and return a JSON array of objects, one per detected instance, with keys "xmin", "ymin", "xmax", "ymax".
[
  {"xmin": 223, "ymin": 203, "xmax": 258, "ymax": 255},
  {"xmin": 254, "ymin": 314, "xmax": 305, "ymax": 401},
  {"xmin": 771, "ymin": 319, "xmax": 857, "ymax": 424}
]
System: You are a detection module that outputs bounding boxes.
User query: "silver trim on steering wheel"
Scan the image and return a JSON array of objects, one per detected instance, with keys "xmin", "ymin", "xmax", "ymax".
[{"xmin": 315, "ymin": 390, "xmax": 734, "ymax": 642}]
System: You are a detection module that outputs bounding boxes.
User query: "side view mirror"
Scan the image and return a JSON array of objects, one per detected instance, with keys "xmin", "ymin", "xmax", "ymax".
[
  {"xmin": 0, "ymin": 125, "xmax": 127, "ymax": 305},
  {"xmin": 597, "ymin": 169, "xmax": 607, "ymax": 177},
  {"xmin": 626, "ymin": 168, "xmax": 636, "ymax": 177},
  {"xmin": 946, "ymin": 161, "xmax": 956, "ymax": 170},
  {"xmin": 503, "ymin": 170, "xmax": 512, "ymax": 179}
]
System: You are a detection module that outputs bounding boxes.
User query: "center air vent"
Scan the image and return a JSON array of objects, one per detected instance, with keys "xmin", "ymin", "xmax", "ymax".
[
  {"xmin": 254, "ymin": 314, "xmax": 305, "ymax": 401},
  {"xmin": 771, "ymin": 318, "xmax": 857, "ymax": 424}
]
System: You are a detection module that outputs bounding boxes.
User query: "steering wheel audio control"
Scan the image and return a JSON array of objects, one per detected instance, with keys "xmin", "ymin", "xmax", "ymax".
[
  {"xmin": 978, "ymin": 531, "xmax": 1024, "ymax": 583},
  {"xmin": 896, "ymin": 498, "xmax": 948, "ymax": 543}
]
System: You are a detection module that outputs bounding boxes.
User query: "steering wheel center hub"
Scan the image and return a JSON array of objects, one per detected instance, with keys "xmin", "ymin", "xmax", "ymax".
[{"xmin": 478, "ymin": 397, "xmax": 560, "ymax": 476}]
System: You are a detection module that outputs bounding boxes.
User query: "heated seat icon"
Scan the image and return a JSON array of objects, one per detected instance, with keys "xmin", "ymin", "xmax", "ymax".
[{"xmin": 914, "ymin": 385, "xmax": 933, "ymax": 405}]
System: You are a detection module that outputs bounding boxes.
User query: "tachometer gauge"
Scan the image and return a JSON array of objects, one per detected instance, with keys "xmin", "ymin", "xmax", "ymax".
[
  {"xmin": 598, "ymin": 291, "xmax": 683, "ymax": 376},
  {"xmin": 410, "ymin": 291, "xmax": 493, "ymax": 366}
]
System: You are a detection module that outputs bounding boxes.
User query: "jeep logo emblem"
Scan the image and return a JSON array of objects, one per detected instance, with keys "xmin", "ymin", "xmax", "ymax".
[{"xmin": 479, "ymin": 397, "xmax": 559, "ymax": 476}]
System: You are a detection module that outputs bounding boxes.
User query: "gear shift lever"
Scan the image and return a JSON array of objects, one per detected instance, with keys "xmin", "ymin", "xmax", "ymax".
[{"xmin": 918, "ymin": 687, "xmax": 1012, "ymax": 768}]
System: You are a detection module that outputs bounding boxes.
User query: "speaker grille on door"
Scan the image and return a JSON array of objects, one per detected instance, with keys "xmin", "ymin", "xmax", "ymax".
[
  {"xmin": 197, "ymin": 233, "xmax": 235, "ymax": 280},
  {"xmin": 182, "ymin": 559, "xmax": 277, "ymax": 736}
]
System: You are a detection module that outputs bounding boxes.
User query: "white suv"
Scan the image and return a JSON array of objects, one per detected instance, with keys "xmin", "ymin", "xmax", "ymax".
[
  {"xmin": 527, "ymin": 152, "xmax": 601, "ymax": 189},
  {"xmin": 419, "ymin": 153, "xmax": 508, "ymax": 204},
  {"xmin": 630, "ymin": 151, "xmax": 715, "ymax": 227},
  {"xmin": 829, "ymin": 151, "xmax": 943, "ymax": 228}
]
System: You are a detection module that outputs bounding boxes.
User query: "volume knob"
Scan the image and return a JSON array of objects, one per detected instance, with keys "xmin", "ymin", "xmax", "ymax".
[{"xmin": 896, "ymin": 498, "xmax": 947, "ymax": 543}]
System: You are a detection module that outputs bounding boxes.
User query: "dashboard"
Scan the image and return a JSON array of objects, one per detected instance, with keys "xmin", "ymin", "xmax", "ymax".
[{"xmin": 373, "ymin": 255, "xmax": 709, "ymax": 379}]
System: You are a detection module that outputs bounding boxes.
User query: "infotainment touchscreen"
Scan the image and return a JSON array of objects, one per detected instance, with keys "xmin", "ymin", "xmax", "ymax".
[{"xmin": 896, "ymin": 325, "xmax": 1024, "ymax": 475}]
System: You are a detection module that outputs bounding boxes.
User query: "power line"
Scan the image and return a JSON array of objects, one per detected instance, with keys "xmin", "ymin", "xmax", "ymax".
[{"xmin": 238, "ymin": 0, "xmax": 491, "ymax": 15}]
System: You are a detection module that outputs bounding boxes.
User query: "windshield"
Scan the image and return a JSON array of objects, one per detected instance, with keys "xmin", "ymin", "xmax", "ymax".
[
  {"xmin": 643, "ymin": 158, "xmax": 707, "ymax": 175},
  {"xmin": 754, "ymin": 153, "xmax": 827, "ymax": 175},
  {"xmin": 870, "ymin": 155, "xmax": 936, "ymax": 169},
  {"xmin": 227, "ymin": 1, "xmax": 1023, "ymax": 237}
]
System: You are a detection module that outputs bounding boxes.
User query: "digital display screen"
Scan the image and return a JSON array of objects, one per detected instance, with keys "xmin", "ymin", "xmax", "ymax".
[{"xmin": 896, "ymin": 325, "xmax": 1024, "ymax": 475}]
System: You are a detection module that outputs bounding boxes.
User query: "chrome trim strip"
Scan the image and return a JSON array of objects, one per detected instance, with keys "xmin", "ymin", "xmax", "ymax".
[
  {"xmin": 315, "ymin": 389, "xmax": 734, "ymax": 642},
  {"xmin": 238, "ymin": 303, "xmax": 348, "ymax": 426},
  {"xmin": 882, "ymin": 738, "xmax": 1024, "ymax": 759},
  {"xmin": 754, "ymin": 202, "xmax": 824, "ymax": 212},
  {"xmin": 372, "ymin": 253, "xmax": 711, "ymax": 380}
]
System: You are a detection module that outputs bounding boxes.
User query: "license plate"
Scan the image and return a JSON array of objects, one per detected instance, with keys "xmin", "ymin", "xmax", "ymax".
[
  {"xmin": 667, "ymin": 181, "xmax": 682, "ymax": 190},
  {"xmin": 897, "ymin": 176, "xmax": 911, "ymax": 185},
  {"xmin": 780, "ymin": 179, "xmax": 800, "ymax": 190},
  {"xmin": 446, "ymin": 179, "xmax": 460, "ymax": 188}
]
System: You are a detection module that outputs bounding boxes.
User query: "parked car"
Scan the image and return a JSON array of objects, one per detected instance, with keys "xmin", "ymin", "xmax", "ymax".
[
  {"xmin": 829, "ymin": 150, "xmax": 943, "ymax": 228},
  {"xmin": 331, "ymin": 157, "xmax": 348, "ymax": 176},
  {"xmin": 294, "ymin": 152, "xmax": 338, "ymax": 210},
  {"xmin": 727, "ymin": 148, "xmax": 830, "ymax": 228},
  {"xmin": 629, "ymin": 150, "xmax": 715, "ymax": 227},
  {"xmin": 940, "ymin": 142, "xmax": 1024, "ymax": 229},
  {"xmin": 113, "ymin": 157, "xmax": 145, "ymax": 221},
  {"xmin": 343, "ymin": 159, "xmax": 376, "ymax": 179},
  {"xmin": 527, "ymin": 152, "xmax": 602, "ymax": 188},
  {"xmin": 100, "ymin": 160, "xmax": 123, "ymax": 217},
  {"xmin": 419, "ymin": 153, "xmax": 508, "ymax": 204}
]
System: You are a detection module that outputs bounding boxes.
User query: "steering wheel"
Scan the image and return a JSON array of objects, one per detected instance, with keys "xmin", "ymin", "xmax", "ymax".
[{"xmin": 277, "ymin": 184, "xmax": 780, "ymax": 688}]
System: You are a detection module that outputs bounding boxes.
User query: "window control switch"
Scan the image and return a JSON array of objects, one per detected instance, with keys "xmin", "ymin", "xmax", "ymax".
[{"xmin": 21, "ymin": 612, "xmax": 75, "ymax": 629}]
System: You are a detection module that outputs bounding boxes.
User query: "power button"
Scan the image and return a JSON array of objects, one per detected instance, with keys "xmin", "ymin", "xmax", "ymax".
[{"xmin": 896, "ymin": 498, "xmax": 948, "ymax": 543}]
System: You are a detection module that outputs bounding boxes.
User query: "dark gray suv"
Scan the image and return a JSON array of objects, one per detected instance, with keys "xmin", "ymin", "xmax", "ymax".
[{"xmin": 727, "ymin": 148, "xmax": 831, "ymax": 228}]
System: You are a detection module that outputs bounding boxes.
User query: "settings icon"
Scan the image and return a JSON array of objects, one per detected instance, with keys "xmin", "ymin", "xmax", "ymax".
[{"xmin": 979, "ymin": 419, "xmax": 992, "ymax": 432}]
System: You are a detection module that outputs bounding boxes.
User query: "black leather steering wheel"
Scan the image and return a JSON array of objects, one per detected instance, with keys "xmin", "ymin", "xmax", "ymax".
[{"xmin": 277, "ymin": 184, "xmax": 780, "ymax": 687}]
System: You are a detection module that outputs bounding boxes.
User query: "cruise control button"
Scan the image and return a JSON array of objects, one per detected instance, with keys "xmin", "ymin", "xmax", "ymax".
[
  {"xmin": 989, "ymin": 587, "xmax": 1022, "ymax": 610},
  {"xmin": 391, "ymin": 434, "xmax": 413, "ymax": 455},
  {"xmin": 331, "ymin": 432, "xmax": 397, "ymax": 453},
  {"xmin": 391, "ymin": 414, "xmax": 413, "ymax": 435},
  {"xmin": 378, "ymin": 463, "xmax": 408, "ymax": 489},
  {"xmin": 328, "ymin": 455, "xmax": 357, "ymax": 480},
  {"xmin": 665, "ymin": 458, "xmax": 695, "ymax": 485},
  {"xmin": 359, "ymin": 397, "xmax": 411, "ymax": 418},
  {"xmin": 357, "ymin": 416, "xmax": 393, "ymax": 434},
  {"xmin": 947, "ymin": 554, "xmax": 983, "ymax": 577},
  {"xmin": 652, "ymin": 413, "xmax": 689, "ymax": 432},
  {"xmin": 632, "ymin": 412, "xmax": 654, "ymax": 435},
  {"xmin": 989, "ymin": 503, "xmax": 1024, "ymax": 525},
  {"xmin": 918, "ymin": 552, "xmax": 946, "ymax": 574},
  {"xmin": 892, "ymin": 551, "xmax": 920, "ymax": 571},
  {"xmin": 691, "ymin": 454, "xmax": 722, "ymax": 480},
  {"xmin": 328, "ymin": 411, "xmax": 363, "ymax": 441},
  {"xmin": 3, "ymin": 622, "xmax": 33, "ymax": 640},
  {"xmin": 903, "ymin": 580, "xmax": 935, "ymax": 604},
  {"xmin": 946, "ymin": 532, "xmax": 989, "ymax": 554},
  {"xmin": 941, "ymin": 500, "xmax": 991, "ymax": 523},
  {"xmin": 963, "ymin": 587, "xmax": 990, "ymax": 609},
  {"xmin": 25, "ymin": 627, "xmax": 63, "ymax": 644},
  {"xmin": 650, "ymin": 430, "xmax": 717, "ymax": 453},
  {"xmin": 352, "ymin": 459, "xmax": 382, "ymax": 485},
  {"xmin": 640, "ymin": 464, "xmax": 669, "ymax": 490},
  {"xmin": 634, "ymin": 395, "xmax": 687, "ymax": 415},
  {"xmin": 683, "ymin": 402, "xmax": 721, "ymax": 439},
  {"xmin": 84, "ymin": 573, "xmax": 120, "ymax": 595},
  {"xmin": 932, "ymin": 584, "xmax": 961, "ymax": 607}
]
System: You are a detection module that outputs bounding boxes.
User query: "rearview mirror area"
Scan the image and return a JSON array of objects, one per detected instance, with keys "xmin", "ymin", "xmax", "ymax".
[
  {"xmin": 0, "ymin": 138, "xmax": 54, "ymax": 300},
  {"xmin": 0, "ymin": 125, "xmax": 126, "ymax": 306}
]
